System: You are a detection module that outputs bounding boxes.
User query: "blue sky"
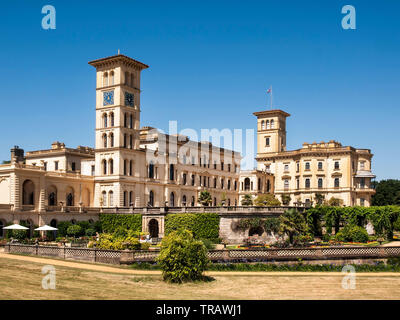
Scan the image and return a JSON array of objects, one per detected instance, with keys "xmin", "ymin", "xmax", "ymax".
[{"xmin": 0, "ymin": 0, "xmax": 399, "ymax": 179}]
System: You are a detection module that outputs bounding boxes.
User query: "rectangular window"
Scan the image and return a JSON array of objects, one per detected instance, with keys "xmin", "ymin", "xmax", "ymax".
[
  {"xmin": 265, "ymin": 137, "xmax": 270, "ymax": 147},
  {"xmin": 284, "ymin": 179, "xmax": 289, "ymax": 189},
  {"xmin": 305, "ymin": 162, "xmax": 310, "ymax": 170},
  {"xmin": 296, "ymin": 162, "xmax": 299, "ymax": 172},
  {"xmin": 284, "ymin": 164, "xmax": 289, "ymax": 172},
  {"xmin": 318, "ymin": 162, "xmax": 323, "ymax": 170},
  {"xmin": 213, "ymin": 161, "xmax": 217, "ymax": 169},
  {"xmin": 55, "ymin": 161, "xmax": 59, "ymax": 170},
  {"xmin": 71, "ymin": 162, "xmax": 76, "ymax": 171},
  {"xmin": 43, "ymin": 162, "xmax": 47, "ymax": 171},
  {"xmin": 221, "ymin": 162, "xmax": 224, "ymax": 171},
  {"xmin": 360, "ymin": 161, "xmax": 365, "ymax": 170},
  {"xmin": 360, "ymin": 198, "xmax": 365, "ymax": 207},
  {"xmin": 228, "ymin": 164, "xmax": 231, "ymax": 172},
  {"xmin": 91, "ymin": 165, "xmax": 95, "ymax": 176},
  {"xmin": 296, "ymin": 178, "xmax": 300, "ymax": 189},
  {"xmin": 334, "ymin": 161, "xmax": 340, "ymax": 170}
]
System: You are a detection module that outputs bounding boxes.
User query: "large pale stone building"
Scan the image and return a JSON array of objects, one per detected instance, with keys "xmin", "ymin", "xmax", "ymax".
[
  {"xmin": 0, "ymin": 53, "xmax": 375, "ymax": 234},
  {"xmin": 254, "ymin": 109, "xmax": 376, "ymax": 207}
]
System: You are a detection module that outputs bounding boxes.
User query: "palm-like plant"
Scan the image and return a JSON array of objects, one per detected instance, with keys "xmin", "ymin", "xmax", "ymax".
[
  {"xmin": 278, "ymin": 208, "xmax": 308, "ymax": 245},
  {"xmin": 241, "ymin": 194, "xmax": 253, "ymax": 206},
  {"xmin": 198, "ymin": 190, "xmax": 212, "ymax": 206}
]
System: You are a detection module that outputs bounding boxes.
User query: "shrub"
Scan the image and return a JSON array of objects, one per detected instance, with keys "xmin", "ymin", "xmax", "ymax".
[
  {"xmin": 335, "ymin": 225, "xmax": 369, "ymax": 243},
  {"xmin": 85, "ymin": 228, "xmax": 96, "ymax": 237},
  {"xmin": 157, "ymin": 229, "xmax": 209, "ymax": 283},
  {"xmin": 200, "ymin": 238, "xmax": 215, "ymax": 250},
  {"xmin": 254, "ymin": 194, "xmax": 281, "ymax": 207},
  {"xmin": 165, "ymin": 213, "xmax": 219, "ymax": 241},
  {"xmin": 67, "ymin": 225, "xmax": 82, "ymax": 237},
  {"xmin": 99, "ymin": 214, "xmax": 142, "ymax": 233},
  {"xmin": 57, "ymin": 221, "xmax": 72, "ymax": 237},
  {"xmin": 140, "ymin": 242, "xmax": 151, "ymax": 250},
  {"xmin": 393, "ymin": 216, "xmax": 400, "ymax": 231}
]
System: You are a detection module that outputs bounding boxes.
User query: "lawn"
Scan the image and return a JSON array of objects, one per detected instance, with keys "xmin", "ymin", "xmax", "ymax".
[{"xmin": 1, "ymin": 256, "xmax": 400, "ymax": 299}]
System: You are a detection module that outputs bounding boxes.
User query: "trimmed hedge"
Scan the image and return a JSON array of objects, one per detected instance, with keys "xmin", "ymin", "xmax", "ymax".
[
  {"xmin": 165, "ymin": 213, "xmax": 220, "ymax": 242},
  {"xmin": 99, "ymin": 214, "xmax": 142, "ymax": 233}
]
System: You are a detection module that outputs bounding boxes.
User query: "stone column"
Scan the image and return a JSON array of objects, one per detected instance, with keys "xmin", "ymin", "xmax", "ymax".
[
  {"xmin": 38, "ymin": 175, "xmax": 46, "ymax": 212},
  {"xmin": 10, "ymin": 172, "xmax": 21, "ymax": 211}
]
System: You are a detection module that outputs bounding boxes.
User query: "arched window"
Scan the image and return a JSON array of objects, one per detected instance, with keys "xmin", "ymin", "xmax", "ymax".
[
  {"xmin": 102, "ymin": 159, "xmax": 107, "ymax": 175},
  {"xmin": 110, "ymin": 112, "xmax": 114, "ymax": 127},
  {"xmin": 244, "ymin": 178, "xmax": 251, "ymax": 191},
  {"xmin": 182, "ymin": 195, "xmax": 187, "ymax": 206},
  {"xmin": 191, "ymin": 196, "xmax": 195, "ymax": 206},
  {"xmin": 102, "ymin": 191, "xmax": 107, "ymax": 206},
  {"xmin": 103, "ymin": 113, "xmax": 108, "ymax": 128},
  {"xmin": 261, "ymin": 120, "xmax": 265, "ymax": 130},
  {"xmin": 103, "ymin": 133, "xmax": 107, "ymax": 148},
  {"xmin": 108, "ymin": 191, "xmax": 114, "ymax": 207},
  {"xmin": 214, "ymin": 177, "xmax": 217, "ymax": 188},
  {"xmin": 48, "ymin": 185, "xmax": 57, "ymax": 206},
  {"xmin": 266, "ymin": 120, "xmax": 270, "ymax": 129},
  {"xmin": 305, "ymin": 178, "xmax": 311, "ymax": 189},
  {"xmin": 110, "ymin": 71, "xmax": 114, "ymax": 85},
  {"xmin": 109, "ymin": 132, "xmax": 114, "ymax": 147},
  {"xmin": 22, "ymin": 180, "xmax": 35, "ymax": 205},
  {"xmin": 266, "ymin": 180, "xmax": 271, "ymax": 193},
  {"xmin": 66, "ymin": 192, "xmax": 74, "ymax": 206},
  {"xmin": 318, "ymin": 178, "xmax": 323, "ymax": 189},
  {"xmin": 227, "ymin": 180, "xmax": 231, "ymax": 190},
  {"xmin": 182, "ymin": 173, "xmax": 187, "ymax": 185},
  {"xmin": 103, "ymin": 72, "xmax": 108, "ymax": 86},
  {"xmin": 129, "ymin": 114, "xmax": 133, "ymax": 128},
  {"xmin": 170, "ymin": 192, "xmax": 175, "ymax": 207},
  {"xmin": 149, "ymin": 190, "xmax": 154, "ymax": 207},
  {"xmin": 191, "ymin": 174, "xmax": 195, "ymax": 186},
  {"xmin": 125, "ymin": 71, "xmax": 130, "ymax": 86},
  {"xmin": 109, "ymin": 159, "xmax": 114, "ymax": 175},
  {"xmin": 270, "ymin": 119, "xmax": 275, "ymax": 128}
]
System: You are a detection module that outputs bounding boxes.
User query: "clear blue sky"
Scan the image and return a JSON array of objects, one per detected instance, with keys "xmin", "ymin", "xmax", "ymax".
[{"xmin": 0, "ymin": 0, "xmax": 399, "ymax": 179}]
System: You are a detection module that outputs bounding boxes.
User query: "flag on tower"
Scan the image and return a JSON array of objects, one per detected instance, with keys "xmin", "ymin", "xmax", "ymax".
[{"xmin": 267, "ymin": 87, "xmax": 272, "ymax": 94}]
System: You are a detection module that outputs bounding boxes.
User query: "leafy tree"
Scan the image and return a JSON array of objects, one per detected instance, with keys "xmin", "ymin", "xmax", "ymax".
[
  {"xmin": 281, "ymin": 194, "xmax": 291, "ymax": 205},
  {"xmin": 254, "ymin": 194, "xmax": 281, "ymax": 207},
  {"xmin": 241, "ymin": 194, "xmax": 253, "ymax": 206},
  {"xmin": 315, "ymin": 193, "xmax": 325, "ymax": 205},
  {"xmin": 372, "ymin": 180, "xmax": 400, "ymax": 206},
  {"xmin": 157, "ymin": 229, "xmax": 209, "ymax": 283},
  {"xmin": 67, "ymin": 225, "xmax": 82, "ymax": 238},
  {"xmin": 278, "ymin": 208, "xmax": 308, "ymax": 244},
  {"xmin": 198, "ymin": 190, "xmax": 212, "ymax": 206},
  {"xmin": 220, "ymin": 192, "xmax": 227, "ymax": 206},
  {"xmin": 327, "ymin": 197, "xmax": 343, "ymax": 207}
]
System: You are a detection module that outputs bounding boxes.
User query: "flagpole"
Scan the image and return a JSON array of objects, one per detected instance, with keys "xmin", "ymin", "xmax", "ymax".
[{"xmin": 270, "ymin": 86, "xmax": 273, "ymax": 110}]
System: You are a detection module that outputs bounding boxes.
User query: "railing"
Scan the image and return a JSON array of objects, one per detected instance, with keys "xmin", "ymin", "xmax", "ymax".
[{"xmin": 5, "ymin": 244, "xmax": 400, "ymax": 265}]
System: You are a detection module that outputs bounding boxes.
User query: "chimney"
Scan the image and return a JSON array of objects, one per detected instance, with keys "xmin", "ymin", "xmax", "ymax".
[{"xmin": 10, "ymin": 146, "xmax": 24, "ymax": 164}]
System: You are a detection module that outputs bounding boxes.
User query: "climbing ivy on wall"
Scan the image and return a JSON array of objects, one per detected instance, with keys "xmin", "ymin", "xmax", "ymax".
[
  {"xmin": 306, "ymin": 206, "xmax": 400, "ymax": 240},
  {"xmin": 164, "ymin": 213, "xmax": 220, "ymax": 241},
  {"xmin": 99, "ymin": 214, "xmax": 142, "ymax": 233}
]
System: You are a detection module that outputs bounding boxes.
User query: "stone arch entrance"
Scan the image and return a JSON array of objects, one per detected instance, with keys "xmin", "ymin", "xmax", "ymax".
[
  {"xmin": 249, "ymin": 226, "xmax": 264, "ymax": 236},
  {"xmin": 148, "ymin": 219, "xmax": 159, "ymax": 238}
]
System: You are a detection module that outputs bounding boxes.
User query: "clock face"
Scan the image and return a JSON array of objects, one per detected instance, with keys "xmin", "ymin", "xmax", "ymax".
[
  {"xmin": 125, "ymin": 92, "xmax": 134, "ymax": 106},
  {"xmin": 103, "ymin": 91, "xmax": 114, "ymax": 106}
]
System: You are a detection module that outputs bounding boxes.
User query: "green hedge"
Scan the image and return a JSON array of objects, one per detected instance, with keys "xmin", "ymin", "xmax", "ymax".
[
  {"xmin": 306, "ymin": 206, "xmax": 400, "ymax": 240},
  {"xmin": 99, "ymin": 214, "xmax": 142, "ymax": 233},
  {"xmin": 165, "ymin": 213, "xmax": 220, "ymax": 241}
]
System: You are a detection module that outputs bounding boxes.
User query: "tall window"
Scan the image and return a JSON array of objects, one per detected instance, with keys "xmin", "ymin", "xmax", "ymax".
[
  {"xmin": 169, "ymin": 164, "xmax": 175, "ymax": 181},
  {"xmin": 191, "ymin": 174, "xmax": 195, "ymax": 186},
  {"xmin": 266, "ymin": 120, "xmax": 270, "ymax": 129},
  {"xmin": 109, "ymin": 133, "xmax": 114, "ymax": 147},
  {"xmin": 123, "ymin": 160, "xmax": 127, "ymax": 175},
  {"xmin": 170, "ymin": 192, "xmax": 175, "ymax": 207},
  {"xmin": 265, "ymin": 137, "xmax": 270, "ymax": 147},
  {"xmin": 305, "ymin": 178, "xmax": 310, "ymax": 189},
  {"xmin": 244, "ymin": 178, "xmax": 250, "ymax": 191},
  {"xmin": 110, "ymin": 113, "xmax": 114, "ymax": 126},
  {"xmin": 149, "ymin": 191, "xmax": 154, "ymax": 207},
  {"xmin": 103, "ymin": 113, "xmax": 108, "ymax": 128},
  {"xmin": 334, "ymin": 178, "xmax": 340, "ymax": 188},
  {"xmin": 102, "ymin": 191, "xmax": 107, "ymax": 206},
  {"xmin": 318, "ymin": 162, "xmax": 323, "ymax": 170},
  {"xmin": 103, "ymin": 134, "xmax": 107, "ymax": 148},
  {"xmin": 125, "ymin": 71, "xmax": 130, "ymax": 86},
  {"xmin": 129, "ymin": 191, "xmax": 133, "ymax": 206},
  {"xmin": 305, "ymin": 162, "xmax": 310, "ymax": 170},
  {"xmin": 318, "ymin": 178, "xmax": 323, "ymax": 189},
  {"xmin": 334, "ymin": 161, "xmax": 340, "ymax": 170},
  {"xmin": 148, "ymin": 162, "xmax": 154, "ymax": 178},
  {"xmin": 108, "ymin": 191, "xmax": 114, "ymax": 206},
  {"xmin": 284, "ymin": 179, "xmax": 289, "ymax": 189},
  {"xmin": 270, "ymin": 119, "xmax": 275, "ymax": 128},
  {"xmin": 261, "ymin": 120, "xmax": 265, "ymax": 130},
  {"xmin": 55, "ymin": 161, "xmax": 59, "ymax": 170},
  {"xmin": 110, "ymin": 71, "xmax": 114, "ymax": 85},
  {"xmin": 123, "ymin": 134, "xmax": 127, "ymax": 148},
  {"xmin": 109, "ymin": 159, "xmax": 114, "ymax": 175},
  {"xmin": 102, "ymin": 160, "xmax": 107, "ymax": 175},
  {"xmin": 103, "ymin": 72, "xmax": 108, "ymax": 86},
  {"xmin": 183, "ymin": 173, "xmax": 187, "ymax": 185},
  {"xmin": 129, "ymin": 160, "xmax": 133, "ymax": 176}
]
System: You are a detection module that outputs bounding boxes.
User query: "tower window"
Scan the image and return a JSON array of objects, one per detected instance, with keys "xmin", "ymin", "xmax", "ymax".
[
  {"xmin": 261, "ymin": 120, "xmax": 265, "ymax": 130},
  {"xmin": 103, "ymin": 72, "xmax": 108, "ymax": 87},
  {"xmin": 270, "ymin": 119, "xmax": 275, "ymax": 128},
  {"xmin": 266, "ymin": 120, "xmax": 270, "ymax": 129},
  {"xmin": 110, "ymin": 71, "xmax": 114, "ymax": 85}
]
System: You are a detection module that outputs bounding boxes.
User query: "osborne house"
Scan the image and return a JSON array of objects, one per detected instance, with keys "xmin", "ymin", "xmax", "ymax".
[{"xmin": 0, "ymin": 54, "xmax": 375, "ymax": 236}]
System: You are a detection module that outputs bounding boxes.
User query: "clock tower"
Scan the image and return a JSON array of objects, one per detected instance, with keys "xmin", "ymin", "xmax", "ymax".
[{"xmin": 89, "ymin": 54, "xmax": 149, "ymax": 207}]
